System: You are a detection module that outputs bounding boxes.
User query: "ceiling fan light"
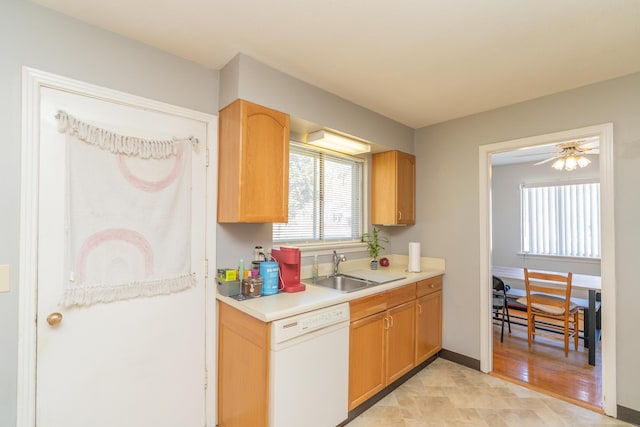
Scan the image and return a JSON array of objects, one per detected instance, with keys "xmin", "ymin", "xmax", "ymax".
[
  {"xmin": 577, "ymin": 156, "xmax": 591, "ymax": 168},
  {"xmin": 552, "ymin": 158, "xmax": 565, "ymax": 170},
  {"xmin": 565, "ymin": 156, "xmax": 578, "ymax": 171}
]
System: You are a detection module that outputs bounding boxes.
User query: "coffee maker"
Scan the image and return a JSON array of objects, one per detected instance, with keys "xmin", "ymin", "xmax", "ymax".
[{"xmin": 271, "ymin": 247, "xmax": 305, "ymax": 293}]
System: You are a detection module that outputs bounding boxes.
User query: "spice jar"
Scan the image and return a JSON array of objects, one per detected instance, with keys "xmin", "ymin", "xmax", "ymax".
[{"xmin": 242, "ymin": 270, "xmax": 263, "ymax": 298}]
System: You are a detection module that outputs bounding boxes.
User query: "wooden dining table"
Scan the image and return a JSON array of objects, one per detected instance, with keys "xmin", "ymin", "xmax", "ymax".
[{"xmin": 492, "ymin": 266, "xmax": 601, "ymax": 366}]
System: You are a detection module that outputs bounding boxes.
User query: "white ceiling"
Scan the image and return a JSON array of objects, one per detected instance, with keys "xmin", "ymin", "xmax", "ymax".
[{"xmin": 33, "ymin": 0, "xmax": 640, "ymax": 128}]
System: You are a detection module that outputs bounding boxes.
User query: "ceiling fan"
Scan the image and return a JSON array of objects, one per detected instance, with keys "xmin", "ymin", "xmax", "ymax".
[{"xmin": 534, "ymin": 140, "xmax": 600, "ymax": 171}]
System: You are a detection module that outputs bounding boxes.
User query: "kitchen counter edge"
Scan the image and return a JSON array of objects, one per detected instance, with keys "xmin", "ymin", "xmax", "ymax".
[{"xmin": 215, "ymin": 268, "xmax": 445, "ymax": 323}]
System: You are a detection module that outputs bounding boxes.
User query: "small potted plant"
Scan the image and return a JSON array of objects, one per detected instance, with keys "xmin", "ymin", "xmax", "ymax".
[{"xmin": 362, "ymin": 227, "xmax": 389, "ymax": 270}]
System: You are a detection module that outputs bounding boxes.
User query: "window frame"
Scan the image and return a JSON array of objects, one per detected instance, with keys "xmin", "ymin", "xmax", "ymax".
[
  {"xmin": 272, "ymin": 142, "xmax": 367, "ymax": 250},
  {"xmin": 520, "ymin": 179, "xmax": 601, "ymax": 260}
]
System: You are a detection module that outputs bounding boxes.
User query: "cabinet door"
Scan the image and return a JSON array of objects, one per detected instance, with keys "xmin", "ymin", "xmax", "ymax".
[
  {"xmin": 218, "ymin": 302, "xmax": 269, "ymax": 427},
  {"xmin": 371, "ymin": 151, "xmax": 395, "ymax": 225},
  {"xmin": 349, "ymin": 311, "xmax": 386, "ymax": 410},
  {"xmin": 386, "ymin": 301, "xmax": 416, "ymax": 383},
  {"xmin": 217, "ymin": 99, "xmax": 289, "ymax": 223},
  {"xmin": 396, "ymin": 151, "xmax": 415, "ymax": 225},
  {"xmin": 415, "ymin": 290, "xmax": 442, "ymax": 364},
  {"xmin": 371, "ymin": 150, "xmax": 415, "ymax": 225},
  {"xmin": 240, "ymin": 101, "xmax": 289, "ymax": 222}
]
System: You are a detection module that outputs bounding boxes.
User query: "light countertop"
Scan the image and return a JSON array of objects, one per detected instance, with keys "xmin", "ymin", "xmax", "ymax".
[{"xmin": 216, "ymin": 255, "xmax": 445, "ymax": 322}]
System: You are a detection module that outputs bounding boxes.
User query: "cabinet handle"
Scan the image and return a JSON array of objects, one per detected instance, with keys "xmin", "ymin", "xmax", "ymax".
[
  {"xmin": 430, "ymin": 284, "xmax": 435, "ymax": 288},
  {"xmin": 389, "ymin": 314, "xmax": 394, "ymax": 328},
  {"xmin": 384, "ymin": 316, "xmax": 390, "ymax": 330},
  {"xmin": 398, "ymin": 211, "xmax": 402, "ymax": 221},
  {"xmin": 417, "ymin": 304, "xmax": 422, "ymax": 314}
]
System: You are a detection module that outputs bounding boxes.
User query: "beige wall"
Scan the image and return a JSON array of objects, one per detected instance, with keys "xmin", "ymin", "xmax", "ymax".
[{"xmin": 411, "ymin": 71, "xmax": 640, "ymax": 412}]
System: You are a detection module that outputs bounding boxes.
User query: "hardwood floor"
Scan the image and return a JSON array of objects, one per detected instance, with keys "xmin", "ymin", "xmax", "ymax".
[{"xmin": 492, "ymin": 319, "xmax": 602, "ymax": 411}]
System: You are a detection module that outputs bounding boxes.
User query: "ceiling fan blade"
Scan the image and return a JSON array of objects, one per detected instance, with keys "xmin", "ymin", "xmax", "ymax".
[
  {"xmin": 513, "ymin": 151, "xmax": 558, "ymax": 158},
  {"xmin": 534, "ymin": 156, "xmax": 560, "ymax": 165},
  {"xmin": 585, "ymin": 148, "xmax": 600, "ymax": 154},
  {"xmin": 575, "ymin": 145, "xmax": 599, "ymax": 152},
  {"xmin": 560, "ymin": 137, "xmax": 598, "ymax": 148},
  {"xmin": 577, "ymin": 140, "xmax": 600, "ymax": 149}
]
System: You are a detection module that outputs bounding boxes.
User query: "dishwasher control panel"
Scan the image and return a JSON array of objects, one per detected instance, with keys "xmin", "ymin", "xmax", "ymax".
[{"xmin": 271, "ymin": 303, "xmax": 350, "ymax": 345}]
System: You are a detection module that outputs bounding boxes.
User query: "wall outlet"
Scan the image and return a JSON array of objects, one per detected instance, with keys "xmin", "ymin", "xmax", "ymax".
[{"xmin": 0, "ymin": 264, "xmax": 9, "ymax": 293}]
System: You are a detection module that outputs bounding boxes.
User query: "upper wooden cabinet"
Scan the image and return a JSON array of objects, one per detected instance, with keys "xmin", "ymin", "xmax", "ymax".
[
  {"xmin": 371, "ymin": 150, "xmax": 415, "ymax": 225},
  {"xmin": 217, "ymin": 99, "xmax": 290, "ymax": 223}
]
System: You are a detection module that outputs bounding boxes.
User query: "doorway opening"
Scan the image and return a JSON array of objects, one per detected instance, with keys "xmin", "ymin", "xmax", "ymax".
[
  {"xmin": 490, "ymin": 138, "xmax": 602, "ymax": 409},
  {"xmin": 478, "ymin": 124, "xmax": 617, "ymax": 417}
]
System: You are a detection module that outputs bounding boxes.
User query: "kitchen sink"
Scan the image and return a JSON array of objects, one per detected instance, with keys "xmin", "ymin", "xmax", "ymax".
[{"xmin": 314, "ymin": 274, "xmax": 376, "ymax": 293}]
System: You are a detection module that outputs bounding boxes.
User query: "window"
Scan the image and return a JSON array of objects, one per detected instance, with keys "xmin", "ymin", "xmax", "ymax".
[
  {"xmin": 273, "ymin": 143, "xmax": 363, "ymax": 244},
  {"xmin": 521, "ymin": 180, "xmax": 600, "ymax": 258}
]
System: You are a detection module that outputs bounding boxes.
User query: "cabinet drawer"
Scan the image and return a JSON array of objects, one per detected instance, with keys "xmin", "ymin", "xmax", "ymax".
[
  {"xmin": 386, "ymin": 283, "xmax": 416, "ymax": 308},
  {"xmin": 416, "ymin": 275, "xmax": 443, "ymax": 297},
  {"xmin": 350, "ymin": 293, "xmax": 387, "ymax": 322}
]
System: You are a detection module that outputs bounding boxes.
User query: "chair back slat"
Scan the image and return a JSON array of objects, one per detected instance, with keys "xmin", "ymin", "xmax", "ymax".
[
  {"xmin": 528, "ymin": 284, "xmax": 566, "ymax": 296},
  {"xmin": 526, "ymin": 271, "xmax": 571, "ymax": 283}
]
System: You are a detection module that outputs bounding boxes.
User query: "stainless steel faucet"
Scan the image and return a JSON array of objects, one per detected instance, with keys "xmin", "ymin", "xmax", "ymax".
[{"xmin": 332, "ymin": 250, "xmax": 347, "ymax": 275}]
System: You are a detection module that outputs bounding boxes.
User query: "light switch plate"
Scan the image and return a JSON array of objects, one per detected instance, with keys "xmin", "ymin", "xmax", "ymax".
[{"xmin": 0, "ymin": 264, "xmax": 10, "ymax": 293}]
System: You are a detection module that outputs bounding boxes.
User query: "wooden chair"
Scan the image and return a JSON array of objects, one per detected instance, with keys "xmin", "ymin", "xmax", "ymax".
[{"xmin": 519, "ymin": 269, "xmax": 579, "ymax": 357}]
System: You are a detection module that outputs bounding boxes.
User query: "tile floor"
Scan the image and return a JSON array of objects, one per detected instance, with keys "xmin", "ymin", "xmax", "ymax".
[{"xmin": 347, "ymin": 358, "xmax": 633, "ymax": 426}]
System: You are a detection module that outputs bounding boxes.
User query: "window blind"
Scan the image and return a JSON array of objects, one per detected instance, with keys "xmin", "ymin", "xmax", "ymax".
[
  {"xmin": 273, "ymin": 143, "xmax": 363, "ymax": 243},
  {"xmin": 521, "ymin": 181, "xmax": 601, "ymax": 258}
]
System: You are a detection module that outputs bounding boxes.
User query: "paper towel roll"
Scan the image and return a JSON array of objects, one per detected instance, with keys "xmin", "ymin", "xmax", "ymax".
[{"xmin": 408, "ymin": 242, "xmax": 421, "ymax": 272}]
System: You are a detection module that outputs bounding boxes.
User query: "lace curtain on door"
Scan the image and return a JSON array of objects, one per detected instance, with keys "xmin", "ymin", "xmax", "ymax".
[{"xmin": 57, "ymin": 110, "xmax": 197, "ymax": 307}]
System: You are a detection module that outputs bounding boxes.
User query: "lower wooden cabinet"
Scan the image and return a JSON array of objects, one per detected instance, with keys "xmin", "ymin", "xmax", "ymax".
[
  {"xmin": 348, "ymin": 275, "xmax": 443, "ymax": 411},
  {"xmin": 218, "ymin": 275, "xmax": 444, "ymax": 419},
  {"xmin": 348, "ymin": 311, "xmax": 387, "ymax": 409},
  {"xmin": 348, "ymin": 301, "xmax": 415, "ymax": 410},
  {"xmin": 348, "ymin": 284, "xmax": 416, "ymax": 410},
  {"xmin": 218, "ymin": 302, "xmax": 269, "ymax": 427},
  {"xmin": 386, "ymin": 300, "xmax": 416, "ymax": 383},
  {"xmin": 415, "ymin": 276, "xmax": 443, "ymax": 364},
  {"xmin": 415, "ymin": 291, "xmax": 442, "ymax": 364}
]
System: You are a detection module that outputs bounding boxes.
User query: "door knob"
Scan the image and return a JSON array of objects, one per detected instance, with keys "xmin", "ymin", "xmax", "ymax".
[{"xmin": 46, "ymin": 312, "xmax": 63, "ymax": 327}]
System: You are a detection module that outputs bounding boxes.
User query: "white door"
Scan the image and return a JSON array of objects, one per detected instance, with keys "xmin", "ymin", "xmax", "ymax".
[{"xmin": 35, "ymin": 86, "xmax": 208, "ymax": 426}]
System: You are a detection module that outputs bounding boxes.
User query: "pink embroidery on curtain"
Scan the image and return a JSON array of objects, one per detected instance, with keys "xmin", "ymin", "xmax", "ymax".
[
  {"xmin": 75, "ymin": 228, "xmax": 154, "ymax": 284},
  {"xmin": 116, "ymin": 144, "xmax": 184, "ymax": 192}
]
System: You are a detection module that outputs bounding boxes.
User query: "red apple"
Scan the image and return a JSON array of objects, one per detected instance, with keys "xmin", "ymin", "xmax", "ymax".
[{"xmin": 379, "ymin": 257, "xmax": 390, "ymax": 267}]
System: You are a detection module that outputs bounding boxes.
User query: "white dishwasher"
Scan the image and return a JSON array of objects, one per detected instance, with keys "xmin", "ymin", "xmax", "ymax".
[{"xmin": 270, "ymin": 303, "xmax": 350, "ymax": 427}]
